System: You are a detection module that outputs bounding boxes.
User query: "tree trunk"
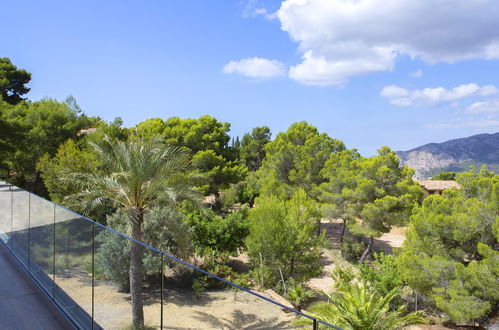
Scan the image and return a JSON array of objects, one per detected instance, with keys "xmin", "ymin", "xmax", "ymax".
[
  {"xmin": 359, "ymin": 236, "xmax": 373, "ymax": 264},
  {"xmin": 339, "ymin": 218, "xmax": 347, "ymax": 244},
  {"xmin": 130, "ymin": 221, "xmax": 145, "ymax": 328}
]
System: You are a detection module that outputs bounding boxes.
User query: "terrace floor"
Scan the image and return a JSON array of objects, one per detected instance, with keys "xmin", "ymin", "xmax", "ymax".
[{"xmin": 0, "ymin": 245, "xmax": 69, "ymax": 330}]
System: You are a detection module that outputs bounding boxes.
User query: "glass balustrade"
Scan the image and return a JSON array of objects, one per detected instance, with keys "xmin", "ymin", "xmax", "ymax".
[{"xmin": 0, "ymin": 181, "xmax": 340, "ymax": 330}]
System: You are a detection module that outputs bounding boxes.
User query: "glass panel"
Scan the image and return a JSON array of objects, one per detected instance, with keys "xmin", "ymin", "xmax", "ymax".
[
  {"xmin": 0, "ymin": 182, "xmax": 12, "ymax": 244},
  {"xmin": 93, "ymin": 225, "xmax": 133, "ymax": 329},
  {"xmin": 11, "ymin": 188, "xmax": 29, "ymax": 266},
  {"xmin": 54, "ymin": 207, "xmax": 93, "ymax": 329},
  {"xmin": 29, "ymin": 194, "xmax": 55, "ymax": 294},
  {"xmin": 160, "ymin": 261, "xmax": 305, "ymax": 329}
]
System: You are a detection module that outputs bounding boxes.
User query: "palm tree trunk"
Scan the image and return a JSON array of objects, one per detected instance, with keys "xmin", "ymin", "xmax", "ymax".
[
  {"xmin": 130, "ymin": 221, "xmax": 145, "ymax": 328},
  {"xmin": 359, "ymin": 236, "xmax": 373, "ymax": 264}
]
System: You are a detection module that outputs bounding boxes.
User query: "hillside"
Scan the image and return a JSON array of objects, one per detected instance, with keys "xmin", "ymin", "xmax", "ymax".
[{"xmin": 396, "ymin": 132, "xmax": 499, "ymax": 179}]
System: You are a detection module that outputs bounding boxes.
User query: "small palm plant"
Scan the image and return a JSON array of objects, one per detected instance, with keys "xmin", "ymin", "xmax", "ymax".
[
  {"xmin": 296, "ymin": 282, "xmax": 425, "ymax": 330},
  {"xmin": 286, "ymin": 283, "xmax": 316, "ymax": 310}
]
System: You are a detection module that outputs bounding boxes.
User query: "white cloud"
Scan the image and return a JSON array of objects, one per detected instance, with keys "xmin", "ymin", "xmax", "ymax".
[
  {"xmin": 464, "ymin": 99, "xmax": 499, "ymax": 113},
  {"xmin": 242, "ymin": 0, "xmax": 277, "ymax": 19},
  {"xmin": 223, "ymin": 57, "xmax": 285, "ymax": 79},
  {"xmin": 381, "ymin": 83, "xmax": 499, "ymax": 107},
  {"xmin": 409, "ymin": 70, "xmax": 423, "ymax": 78},
  {"xmin": 275, "ymin": 0, "xmax": 499, "ymax": 85}
]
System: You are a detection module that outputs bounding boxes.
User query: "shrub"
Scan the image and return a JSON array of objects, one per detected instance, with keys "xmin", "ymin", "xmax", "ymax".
[{"xmin": 340, "ymin": 236, "xmax": 366, "ymax": 262}]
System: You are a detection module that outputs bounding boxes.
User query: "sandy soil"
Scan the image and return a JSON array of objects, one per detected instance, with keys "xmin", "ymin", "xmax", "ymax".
[{"xmin": 56, "ymin": 275, "xmax": 302, "ymax": 330}]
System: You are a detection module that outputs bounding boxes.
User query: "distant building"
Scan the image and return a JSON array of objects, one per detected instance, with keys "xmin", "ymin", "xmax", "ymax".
[
  {"xmin": 415, "ymin": 179, "xmax": 461, "ymax": 197},
  {"xmin": 76, "ymin": 127, "xmax": 97, "ymax": 136}
]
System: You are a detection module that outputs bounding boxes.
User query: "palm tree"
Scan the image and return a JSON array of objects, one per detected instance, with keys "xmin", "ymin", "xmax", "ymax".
[
  {"xmin": 63, "ymin": 136, "xmax": 202, "ymax": 328},
  {"xmin": 297, "ymin": 283, "xmax": 425, "ymax": 330}
]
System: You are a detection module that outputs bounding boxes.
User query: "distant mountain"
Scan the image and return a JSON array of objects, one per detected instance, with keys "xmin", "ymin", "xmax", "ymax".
[{"xmin": 396, "ymin": 132, "xmax": 499, "ymax": 179}]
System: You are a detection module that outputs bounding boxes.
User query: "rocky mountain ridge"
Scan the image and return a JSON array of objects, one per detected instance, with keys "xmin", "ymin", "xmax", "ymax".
[{"xmin": 396, "ymin": 132, "xmax": 499, "ymax": 179}]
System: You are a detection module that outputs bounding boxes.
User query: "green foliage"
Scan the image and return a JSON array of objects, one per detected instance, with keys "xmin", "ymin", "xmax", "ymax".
[
  {"xmin": 191, "ymin": 149, "xmax": 247, "ymax": 195},
  {"xmin": 398, "ymin": 168, "xmax": 498, "ymax": 323},
  {"xmin": 297, "ymin": 283, "xmax": 425, "ymax": 330},
  {"xmin": 359, "ymin": 253, "xmax": 404, "ymax": 306},
  {"xmin": 285, "ymin": 283, "xmax": 316, "ymax": 310},
  {"xmin": 320, "ymin": 146, "xmax": 422, "ymax": 262},
  {"xmin": 37, "ymin": 139, "xmax": 99, "ymax": 204},
  {"xmin": 239, "ymin": 126, "xmax": 271, "ymax": 171},
  {"xmin": 317, "ymin": 149, "xmax": 361, "ymax": 219},
  {"xmin": 0, "ymin": 57, "xmax": 31, "ymax": 105},
  {"xmin": 133, "ymin": 115, "xmax": 231, "ymax": 156},
  {"xmin": 246, "ymin": 189, "xmax": 325, "ymax": 286},
  {"xmin": 96, "ymin": 208, "xmax": 194, "ymax": 291},
  {"xmin": 432, "ymin": 172, "xmax": 456, "ymax": 180},
  {"xmin": 85, "ymin": 117, "xmax": 130, "ymax": 143},
  {"xmin": 193, "ymin": 253, "xmax": 239, "ymax": 290},
  {"xmin": 457, "ymin": 164, "xmax": 498, "ymax": 205},
  {"xmin": 340, "ymin": 236, "xmax": 366, "ymax": 262},
  {"xmin": 1, "ymin": 97, "xmax": 93, "ymax": 193},
  {"xmin": 257, "ymin": 121, "xmax": 345, "ymax": 191},
  {"xmin": 61, "ymin": 136, "xmax": 202, "ymax": 327},
  {"xmin": 182, "ymin": 204, "xmax": 249, "ymax": 256},
  {"xmin": 133, "ymin": 115, "xmax": 244, "ymax": 195},
  {"xmin": 219, "ymin": 181, "xmax": 255, "ymax": 209}
]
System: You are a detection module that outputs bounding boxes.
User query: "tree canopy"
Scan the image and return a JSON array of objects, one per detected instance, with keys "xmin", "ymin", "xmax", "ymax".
[
  {"xmin": 257, "ymin": 121, "xmax": 345, "ymax": 192},
  {"xmin": 0, "ymin": 57, "xmax": 31, "ymax": 105},
  {"xmin": 239, "ymin": 126, "xmax": 271, "ymax": 171},
  {"xmin": 398, "ymin": 166, "xmax": 498, "ymax": 323}
]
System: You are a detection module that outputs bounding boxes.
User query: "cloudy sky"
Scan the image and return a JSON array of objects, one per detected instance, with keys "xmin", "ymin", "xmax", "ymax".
[{"xmin": 3, "ymin": 0, "xmax": 499, "ymax": 155}]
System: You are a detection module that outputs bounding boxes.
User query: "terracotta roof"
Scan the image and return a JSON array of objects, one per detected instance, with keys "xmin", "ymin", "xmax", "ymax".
[{"xmin": 416, "ymin": 180, "xmax": 461, "ymax": 191}]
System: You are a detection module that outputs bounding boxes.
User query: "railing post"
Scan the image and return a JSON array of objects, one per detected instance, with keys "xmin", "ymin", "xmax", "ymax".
[
  {"xmin": 313, "ymin": 318, "xmax": 318, "ymax": 330},
  {"xmin": 161, "ymin": 254, "xmax": 164, "ymax": 330},
  {"xmin": 28, "ymin": 193, "xmax": 31, "ymax": 270},
  {"xmin": 52, "ymin": 203, "xmax": 56, "ymax": 299},
  {"xmin": 10, "ymin": 185, "xmax": 13, "ymax": 251},
  {"xmin": 92, "ymin": 221, "xmax": 95, "ymax": 330}
]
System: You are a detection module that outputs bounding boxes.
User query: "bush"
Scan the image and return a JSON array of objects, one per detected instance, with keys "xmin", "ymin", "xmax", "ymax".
[
  {"xmin": 340, "ymin": 236, "xmax": 366, "ymax": 262},
  {"xmin": 182, "ymin": 204, "xmax": 249, "ymax": 256},
  {"xmin": 246, "ymin": 190, "xmax": 325, "ymax": 287},
  {"xmin": 96, "ymin": 208, "xmax": 193, "ymax": 291}
]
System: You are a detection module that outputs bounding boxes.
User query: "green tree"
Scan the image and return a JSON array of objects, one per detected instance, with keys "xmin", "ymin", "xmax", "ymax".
[
  {"xmin": 37, "ymin": 139, "xmax": 99, "ymax": 204},
  {"xmin": 257, "ymin": 121, "xmax": 345, "ymax": 192},
  {"xmin": 133, "ymin": 115, "xmax": 244, "ymax": 195},
  {"xmin": 0, "ymin": 100, "xmax": 21, "ymax": 174},
  {"xmin": 432, "ymin": 171, "xmax": 456, "ymax": 180},
  {"xmin": 85, "ymin": 117, "xmax": 130, "ymax": 143},
  {"xmin": 239, "ymin": 126, "xmax": 271, "ymax": 171},
  {"xmin": 182, "ymin": 205, "xmax": 249, "ymax": 256},
  {"xmin": 398, "ymin": 168, "xmax": 498, "ymax": 323},
  {"xmin": 97, "ymin": 207, "xmax": 193, "ymax": 291},
  {"xmin": 246, "ymin": 189, "xmax": 325, "ymax": 285},
  {"xmin": 298, "ymin": 283, "xmax": 425, "ymax": 330},
  {"xmin": 2, "ymin": 98, "xmax": 92, "ymax": 193},
  {"xmin": 61, "ymin": 137, "xmax": 202, "ymax": 328},
  {"xmin": 0, "ymin": 57, "xmax": 31, "ymax": 105},
  {"xmin": 322, "ymin": 147, "xmax": 422, "ymax": 263},
  {"xmin": 317, "ymin": 149, "xmax": 362, "ymax": 242}
]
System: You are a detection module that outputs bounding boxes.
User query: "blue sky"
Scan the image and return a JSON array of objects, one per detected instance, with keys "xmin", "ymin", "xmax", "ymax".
[{"xmin": 3, "ymin": 0, "xmax": 499, "ymax": 155}]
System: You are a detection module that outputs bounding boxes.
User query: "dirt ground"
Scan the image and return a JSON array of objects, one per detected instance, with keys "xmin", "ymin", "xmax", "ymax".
[{"xmin": 56, "ymin": 275, "xmax": 301, "ymax": 330}]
